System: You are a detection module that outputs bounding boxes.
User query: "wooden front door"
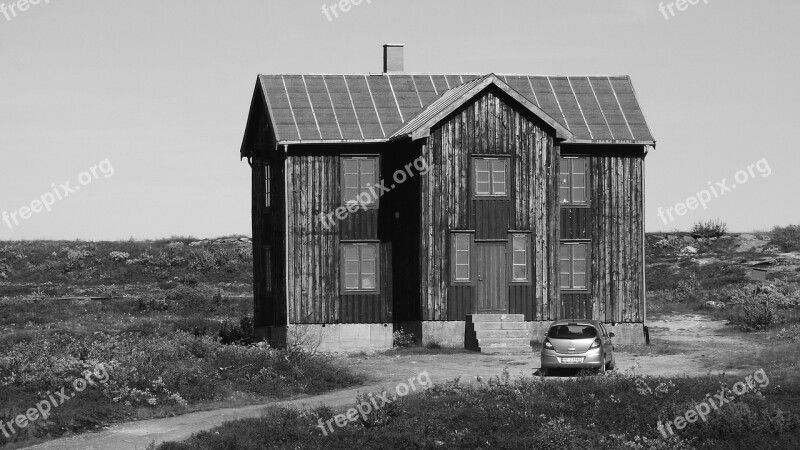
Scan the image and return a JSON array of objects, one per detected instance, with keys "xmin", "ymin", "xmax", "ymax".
[{"xmin": 477, "ymin": 243, "xmax": 508, "ymax": 312}]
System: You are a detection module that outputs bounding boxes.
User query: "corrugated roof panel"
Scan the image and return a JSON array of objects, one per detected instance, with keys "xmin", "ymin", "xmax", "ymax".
[
  {"xmin": 412, "ymin": 75, "xmax": 439, "ymax": 104},
  {"xmin": 503, "ymin": 76, "xmax": 538, "ymax": 107},
  {"xmin": 570, "ymin": 78, "xmax": 613, "ymax": 140},
  {"xmin": 256, "ymin": 73, "xmax": 654, "ymax": 144},
  {"xmin": 344, "ymin": 76, "xmax": 384, "ymax": 138},
  {"xmin": 430, "ymin": 75, "xmax": 450, "ymax": 94},
  {"xmin": 389, "ymin": 76, "xmax": 425, "ymax": 120},
  {"xmin": 529, "ymin": 77, "xmax": 569, "ymax": 130},
  {"xmin": 324, "ymin": 76, "xmax": 363, "ymax": 140},
  {"xmin": 366, "ymin": 76, "xmax": 403, "ymax": 131}
]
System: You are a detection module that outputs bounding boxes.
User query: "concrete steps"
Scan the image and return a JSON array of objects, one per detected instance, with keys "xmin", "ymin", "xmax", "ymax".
[{"xmin": 466, "ymin": 314, "xmax": 531, "ymax": 354}]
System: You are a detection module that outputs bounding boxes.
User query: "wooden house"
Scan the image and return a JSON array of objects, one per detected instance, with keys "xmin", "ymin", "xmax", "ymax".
[{"xmin": 240, "ymin": 45, "xmax": 655, "ymax": 351}]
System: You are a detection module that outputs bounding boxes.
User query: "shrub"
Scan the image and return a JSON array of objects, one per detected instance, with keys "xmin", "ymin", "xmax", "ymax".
[
  {"xmin": 109, "ymin": 251, "xmax": 130, "ymax": 262},
  {"xmin": 672, "ymin": 273, "xmax": 701, "ymax": 302},
  {"xmin": 392, "ymin": 329, "xmax": 416, "ymax": 348},
  {"xmin": 772, "ymin": 224, "xmax": 800, "ymax": 252},
  {"xmin": 691, "ymin": 219, "xmax": 728, "ymax": 238},
  {"xmin": 218, "ymin": 316, "xmax": 254, "ymax": 345},
  {"xmin": 138, "ymin": 293, "xmax": 169, "ymax": 311}
]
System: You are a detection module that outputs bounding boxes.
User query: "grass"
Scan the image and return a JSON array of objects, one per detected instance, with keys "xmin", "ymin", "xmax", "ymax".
[
  {"xmin": 0, "ymin": 298, "xmax": 364, "ymax": 447},
  {"xmin": 155, "ymin": 371, "xmax": 800, "ymax": 449}
]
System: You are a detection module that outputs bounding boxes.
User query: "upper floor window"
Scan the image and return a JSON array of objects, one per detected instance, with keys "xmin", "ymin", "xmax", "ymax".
[
  {"xmin": 473, "ymin": 157, "xmax": 509, "ymax": 197},
  {"xmin": 342, "ymin": 243, "xmax": 379, "ymax": 292},
  {"xmin": 559, "ymin": 157, "xmax": 588, "ymax": 206},
  {"xmin": 510, "ymin": 234, "xmax": 531, "ymax": 283},
  {"xmin": 560, "ymin": 242, "xmax": 589, "ymax": 291},
  {"xmin": 342, "ymin": 156, "xmax": 379, "ymax": 208},
  {"xmin": 265, "ymin": 164, "xmax": 272, "ymax": 209}
]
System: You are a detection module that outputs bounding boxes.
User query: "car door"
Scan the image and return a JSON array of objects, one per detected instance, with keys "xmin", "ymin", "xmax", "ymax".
[{"xmin": 599, "ymin": 324, "xmax": 613, "ymax": 361}]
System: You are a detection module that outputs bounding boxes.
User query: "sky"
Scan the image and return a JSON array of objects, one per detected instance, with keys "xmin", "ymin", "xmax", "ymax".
[{"xmin": 1, "ymin": 0, "xmax": 798, "ymax": 240}]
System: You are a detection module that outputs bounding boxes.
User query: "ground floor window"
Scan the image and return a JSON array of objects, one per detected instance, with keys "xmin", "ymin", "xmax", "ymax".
[
  {"xmin": 341, "ymin": 242, "xmax": 379, "ymax": 292},
  {"xmin": 560, "ymin": 242, "xmax": 589, "ymax": 291}
]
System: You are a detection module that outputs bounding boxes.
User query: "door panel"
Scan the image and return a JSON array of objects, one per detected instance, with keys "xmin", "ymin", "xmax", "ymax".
[{"xmin": 477, "ymin": 244, "xmax": 508, "ymax": 312}]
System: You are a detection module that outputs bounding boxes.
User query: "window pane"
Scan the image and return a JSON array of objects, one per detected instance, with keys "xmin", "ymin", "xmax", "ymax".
[
  {"xmin": 513, "ymin": 266, "xmax": 526, "ymax": 280},
  {"xmin": 573, "ymin": 245, "xmax": 586, "ymax": 260},
  {"xmin": 345, "ymin": 274, "xmax": 360, "ymax": 289},
  {"xmin": 344, "ymin": 159, "xmax": 359, "ymax": 175},
  {"xmin": 492, "ymin": 160, "xmax": 506, "ymax": 195},
  {"xmin": 456, "ymin": 250, "xmax": 470, "ymax": 266},
  {"xmin": 560, "ymin": 274, "xmax": 571, "ymax": 289},
  {"xmin": 560, "ymin": 159, "xmax": 571, "ymax": 175},
  {"xmin": 362, "ymin": 274, "xmax": 376, "ymax": 290},
  {"xmin": 573, "ymin": 173, "xmax": 585, "ymax": 188},
  {"xmin": 574, "ymin": 260, "xmax": 586, "ymax": 274},
  {"xmin": 559, "ymin": 187, "xmax": 571, "ymax": 204},
  {"xmin": 573, "ymin": 274, "xmax": 587, "ymax": 289},
  {"xmin": 513, "ymin": 236, "xmax": 526, "ymax": 252},
  {"xmin": 456, "ymin": 265, "xmax": 469, "ymax": 280},
  {"xmin": 513, "ymin": 250, "xmax": 525, "ymax": 265},
  {"xmin": 573, "ymin": 187, "xmax": 586, "ymax": 204},
  {"xmin": 572, "ymin": 159, "xmax": 585, "ymax": 174}
]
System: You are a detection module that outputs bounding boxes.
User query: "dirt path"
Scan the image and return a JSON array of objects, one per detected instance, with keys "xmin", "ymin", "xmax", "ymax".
[{"xmin": 25, "ymin": 314, "xmax": 755, "ymax": 450}]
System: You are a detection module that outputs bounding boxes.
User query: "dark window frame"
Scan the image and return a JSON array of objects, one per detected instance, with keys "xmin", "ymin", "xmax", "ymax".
[
  {"xmin": 471, "ymin": 156, "xmax": 511, "ymax": 199},
  {"xmin": 559, "ymin": 157, "xmax": 589, "ymax": 207},
  {"xmin": 341, "ymin": 155, "xmax": 380, "ymax": 209},
  {"xmin": 340, "ymin": 241, "xmax": 381, "ymax": 294},
  {"xmin": 265, "ymin": 163, "xmax": 272, "ymax": 210},
  {"xmin": 449, "ymin": 231, "xmax": 476, "ymax": 286},
  {"xmin": 507, "ymin": 232, "xmax": 532, "ymax": 285},
  {"xmin": 559, "ymin": 241, "xmax": 590, "ymax": 292},
  {"xmin": 263, "ymin": 245, "xmax": 273, "ymax": 294}
]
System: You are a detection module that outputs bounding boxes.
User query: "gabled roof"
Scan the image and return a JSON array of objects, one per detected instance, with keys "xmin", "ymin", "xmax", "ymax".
[
  {"xmin": 390, "ymin": 74, "xmax": 573, "ymax": 141},
  {"xmin": 247, "ymin": 73, "xmax": 655, "ymax": 150}
]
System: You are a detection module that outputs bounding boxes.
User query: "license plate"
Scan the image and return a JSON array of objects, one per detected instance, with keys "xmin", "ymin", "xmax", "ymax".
[{"xmin": 561, "ymin": 357, "xmax": 584, "ymax": 364}]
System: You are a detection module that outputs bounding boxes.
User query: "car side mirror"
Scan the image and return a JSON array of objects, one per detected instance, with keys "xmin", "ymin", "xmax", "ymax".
[{"xmin": 608, "ymin": 332, "xmax": 615, "ymax": 338}]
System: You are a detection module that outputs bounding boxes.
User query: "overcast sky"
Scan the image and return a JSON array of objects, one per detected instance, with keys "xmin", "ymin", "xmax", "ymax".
[{"xmin": 1, "ymin": 0, "xmax": 798, "ymax": 240}]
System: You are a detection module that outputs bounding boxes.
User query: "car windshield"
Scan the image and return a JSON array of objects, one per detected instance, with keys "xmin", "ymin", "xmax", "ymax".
[{"xmin": 548, "ymin": 325, "xmax": 598, "ymax": 339}]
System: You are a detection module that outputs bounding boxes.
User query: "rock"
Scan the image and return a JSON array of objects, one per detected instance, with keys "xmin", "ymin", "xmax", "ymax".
[
  {"xmin": 697, "ymin": 238, "xmax": 709, "ymax": 244},
  {"xmin": 0, "ymin": 272, "xmax": 6, "ymax": 279},
  {"xmin": 188, "ymin": 241, "xmax": 203, "ymax": 247},
  {"xmin": 666, "ymin": 235, "xmax": 678, "ymax": 241},
  {"xmin": 704, "ymin": 301, "xmax": 726, "ymax": 310},
  {"xmin": 719, "ymin": 235, "xmax": 733, "ymax": 240},
  {"xmin": 681, "ymin": 246, "xmax": 698, "ymax": 254},
  {"xmin": 745, "ymin": 258, "xmax": 777, "ymax": 267},
  {"xmin": 654, "ymin": 239, "xmax": 671, "ymax": 248},
  {"xmin": 682, "ymin": 236, "xmax": 694, "ymax": 243},
  {"xmin": 239, "ymin": 237, "xmax": 251, "ymax": 243},
  {"xmin": 740, "ymin": 234, "xmax": 757, "ymax": 241}
]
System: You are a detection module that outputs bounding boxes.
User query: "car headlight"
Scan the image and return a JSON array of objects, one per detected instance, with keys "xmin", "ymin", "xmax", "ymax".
[{"xmin": 543, "ymin": 338, "xmax": 553, "ymax": 350}]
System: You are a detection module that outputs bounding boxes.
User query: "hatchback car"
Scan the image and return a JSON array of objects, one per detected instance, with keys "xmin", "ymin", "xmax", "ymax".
[{"xmin": 540, "ymin": 320, "xmax": 615, "ymax": 376}]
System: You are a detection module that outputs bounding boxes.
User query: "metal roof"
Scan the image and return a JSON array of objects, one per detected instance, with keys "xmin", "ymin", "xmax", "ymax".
[{"xmin": 256, "ymin": 73, "xmax": 655, "ymax": 145}]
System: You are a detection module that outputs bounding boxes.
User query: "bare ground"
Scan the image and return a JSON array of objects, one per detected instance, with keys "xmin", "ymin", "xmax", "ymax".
[{"xmin": 24, "ymin": 314, "xmax": 757, "ymax": 450}]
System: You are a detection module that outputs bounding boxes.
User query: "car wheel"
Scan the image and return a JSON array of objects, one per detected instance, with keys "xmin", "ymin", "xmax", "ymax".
[
  {"xmin": 606, "ymin": 353, "xmax": 616, "ymax": 371},
  {"xmin": 540, "ymin": 368, "xmax": 548, "ymax": 377},
  {"xmin": 598, "ymin": 353, "xmax": 606, "ymax": 374}
]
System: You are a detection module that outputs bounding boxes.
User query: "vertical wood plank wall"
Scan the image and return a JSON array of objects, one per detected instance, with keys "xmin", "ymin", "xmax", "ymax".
[
  {"xmin": 421, "ymin": 87, "xmax": 560, "ymax": 322},
  {"xmin": 284, "ymin": 151, "xmax": 391, "ymax": 324}
]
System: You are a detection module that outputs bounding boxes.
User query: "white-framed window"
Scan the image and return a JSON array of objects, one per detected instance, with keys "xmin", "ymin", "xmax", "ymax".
[
  {"xmin": 341, "ymin": 243, "xmax": 379, "ymax": 292},
  {"xmin": 265, "ymin": 164, "xmax": 272, "ymax": 209},
  {"xmin": 560, "ymin": 242, "xmax": 589, "ymax": 290},
  {"xmin": 342, "ymin": 156, "xmax": 379, "ymax": 208},
  {"xmin": 510, "ymin": 233, "xmax": 531, "ymax": 283},
  {"xmin": 451, "ymin": 233, "xmax": 473, "ymax": 283},
  {"xmin": 473, "ymin": 157, "xmax": 509, "ymax": 197},
  {"xmin": 559, "ymin": 157, "xmax": 588, "ymax": 206}
]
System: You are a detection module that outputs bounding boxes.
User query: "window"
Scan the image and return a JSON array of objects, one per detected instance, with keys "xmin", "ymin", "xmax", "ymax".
[
  {"xmin": 559, "ymin": 157, "xmax": 588, "ymax": 205},
  {"xmin": 560, "ymin": 243, "xmax": 589, "ymax": 290},
  {"xmin": 451, "ymin": 233, "xmax": 472, "ymax": 283},
  {"xmin": 342, "ymin": 157, "xmax": 378, "ymax": 207},
  {"xmin": 474, "ymin": 158, "xmax": 509, "ymax": 197},
  {"xmin": 264, "ymin": 246, "xmax": 272, "ymax": 294},
  {"xmin": 265, "ymin": 164, "xmax": 272, "ymax": 209},
  {"xmin": 341, "ymin": 243, "xmax": 379, "ymax": 292},
  {"xmin": 510, "ymin": 234, "xmax": 531, "ymax": 283}
]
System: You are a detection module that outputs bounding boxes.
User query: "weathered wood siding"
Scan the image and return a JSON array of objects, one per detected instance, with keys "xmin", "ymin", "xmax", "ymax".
[
  {"xmin": 285, "ymin": 150, "xmax": 392, "ymax": 324},
  {"xmin": 420, "ymin": 87, "xmax": 560, "ymax": 322}
]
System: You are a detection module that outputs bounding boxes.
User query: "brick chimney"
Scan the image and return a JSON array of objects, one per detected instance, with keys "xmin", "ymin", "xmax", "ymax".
[{"xmin": 383, "ymin": 44, "xmax": 404, "ymax": 73}]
